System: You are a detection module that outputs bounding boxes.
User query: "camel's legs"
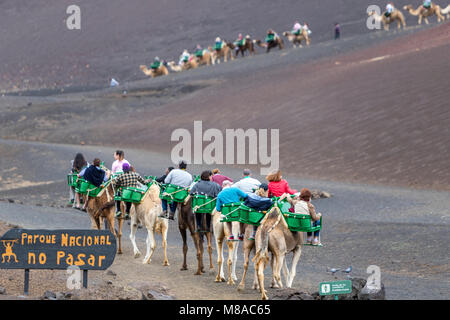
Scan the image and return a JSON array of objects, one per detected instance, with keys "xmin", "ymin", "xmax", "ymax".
[
  {"xmin": 117, "ymin": 217, "xmax": 124, "ymax": 254},
  {"xmin": 161, "ymin": 220, "xmax": 170, "ymax": 266},
  {"xmin": 214, "ymin": 233, "xmax": 226, "ymax": 282},
  {"xmin": 226, "ymin": 240, "xmax": 236, "ymax": 285},
  {"xmin": 238, "ymin": 242, "xmax": 252, "ymax": 291},
  {"xmin": 129, "ymin": 217, "xmax": 141, "ymax": 258},
  {"xmin": 256, "ymin": 259, "xmax": 268, "ymax": 300},
  {"xmin": 206, "ymin": 232, "xmax": 214, "ymax": 270},
  {"xmin": 274, "ymin": 253, "xmax": 285, "ymax": 289},
  {"xmin": 287, "ymin": 246, "xmax": 303, "ymax": 288},
  {"xmin": 179, "ymin": 227, "xmax": 188, "ymax": 271},
  {"xmin": 194, "ymin": 231, "xmax": 204, "ymax": 275},
  {"xmin": 231, "ymin": 240, "xmax": 239, "ymax": 282},
  {"xmin": 143, "ymin": 227, "xmax": 156, "ymax": 264}
]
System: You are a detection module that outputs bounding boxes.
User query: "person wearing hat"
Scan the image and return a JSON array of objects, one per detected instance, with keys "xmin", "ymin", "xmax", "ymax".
[
  {"xmin": 280, "ymin": 188, "xmax": 322, "ymax": 245},
  {"xmin": 113, "ymin": 162, "xmax": 151, "ymax": 219},
  {"xmin": 232, "ymin": 169, "xmax": 261, "ymax": 194}
]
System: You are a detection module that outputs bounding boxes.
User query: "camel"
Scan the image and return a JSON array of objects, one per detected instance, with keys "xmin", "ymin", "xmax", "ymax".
[
  {"xmin": 211, "ymin": 208, "xmax": 240, "ymax": 284},
  {"xmin": 403, "ymin": 4, "xmax": 445, "ymax": 24},
  {"xmin": 237, "ymin": 224, "xmax": 289, "ymax": 292},
  {"xmin": 176, "ymin": 200, "xmax": 213, "ymax": 275},
  {"xmin": 128, "ymin": 183, "xmax": 169, "ymax": 266},
  {"xmin": 167, "ymin": 56, "xmax": 199, "ymax": 72},
  {"xmin": 368, "ymin": 9, "xmax": 406, "ymax": 30},
  {"xmin": 255, "ymin": 35, "xmax": 284, "ymax": 53},
  {"xmin": 212, "ymin": 43, "xmax": 234, "ymax": 64},
  {"xmin": 139, "ymin": 64, "xmax": 169, "ymax": 78},
  {"xmin": 441, "ymin": 5, "xmax": 450, "ymax": 19},
  {"xmin": 195, "ymin": 48, "xmax": 215, "ymax": 66},
  {"xmin": 228, "ymin": 36, "xmax": 256, "ymax": 58},
  {"xmin": 282, "ymin": 30, "xmax": 310, "ymax": 47},
  {"xmin": 84, "ymin": 182, "xmax": 124, "ymax": 255},
  {"xmin": 252, "ymin": 204, "xmax": 303, "ymax": 300}
]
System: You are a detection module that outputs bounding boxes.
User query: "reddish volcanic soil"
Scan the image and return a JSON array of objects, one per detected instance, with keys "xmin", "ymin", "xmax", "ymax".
[{"xmin": 99, "ymin": 23, "xmax": 450, "ymax": 190}]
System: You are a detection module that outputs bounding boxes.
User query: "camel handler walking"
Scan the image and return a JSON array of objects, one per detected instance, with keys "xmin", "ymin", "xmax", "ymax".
[
  {"xmin": 113, "ymin": 163, "xmax": 151, "ymax": 220},
  {"xmin": 159, "ymin": 160, "xmax": 193, "ymax": 220},
  {"xmin": 215, "ymin": 181, "xmax": 248, "ymax": 241}
]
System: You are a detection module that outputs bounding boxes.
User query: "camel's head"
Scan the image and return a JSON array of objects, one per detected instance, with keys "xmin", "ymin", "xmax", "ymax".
[
  {"xmin": 167, "ymin": 61, "xmax": 175, "ymax": 66},
  {"xmin": 403, "ymin": 5, "xmax": 412, "ymax": 10},
  {"xmin": 139, "ymin": 65, "xmax": 147, "ymax": 71},
  {"xmin": 282, "ymin": 31, "xmax": 289, "ymax": 36},
  {"xmin": 367, "ymin": 10, "xmax": 376, "ymax": 16}
]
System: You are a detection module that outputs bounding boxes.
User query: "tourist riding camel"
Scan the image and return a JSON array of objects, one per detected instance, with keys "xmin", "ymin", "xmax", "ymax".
[
  {"xmin": 212, "ymin": 37, "xmax": 233, "ymax": 64},
  {"xmin": 159, "ymin": 160, "xmax": 193, "ymax": 220},
  {"xmin": 255, "ymin": 29, "xmax": 284, "ymax": 53},
  {"xmin": 215, "ymin": 180, "xmax": 248, "ymax": 241},
  {"xmin": 368, "ymin": 4, "xmax": 406, "ymax": 30},
  {"xmin": 139, "ymin": 57, "xmax": 169, "ymax": 78},
  {"xmin": 211, "ymin": 168, "xmax": 233, "ymax": 187},
  {"xmin": 280, "ymin": 188, "xmax": 323, "ymax": 246},
  {"xmin": 79, "ymin": 158, "xmax": 110, "ymax": 211},
  {"xmin": 111, "ymin": 150, "xmax": 129, "ymax": 175},
  {"xmin": 189, "ymin": 170, "xmax": 222, "ymax": 233},
  {"xmin": 71, "ymin": 153, "xmax": 88, "ymax": 210},
  {"xmin": 113, "ymin": 163, "xmax": 151, "ymax": 220},
  {"xmin": 403, "ymin": 2, "xmax": 445, "ymax": 24},
  {"xmin": 266, "ymin": 169, "xmax": 298, "ymax": 198},
  {"xmin": 229, "ymin": 34, "xmax": 255, "ymax": 57}
]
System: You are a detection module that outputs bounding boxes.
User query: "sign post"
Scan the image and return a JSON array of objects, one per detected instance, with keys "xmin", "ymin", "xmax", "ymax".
[
  {"xmin": 0, "ymin": 229, "xmax": 117, "ymax": 295},
  {"xmin": 319, "ymin": 280, "xmax": 352, "ymax": 300}
]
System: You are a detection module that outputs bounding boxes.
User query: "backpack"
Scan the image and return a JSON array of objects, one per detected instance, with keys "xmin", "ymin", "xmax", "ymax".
[{"xmin": 244, "ymin": 193, "xmax": 273, "ymax": 211}]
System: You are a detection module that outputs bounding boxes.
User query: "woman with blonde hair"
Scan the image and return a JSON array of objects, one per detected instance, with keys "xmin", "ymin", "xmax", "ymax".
[{"xmin": 265, "ymin": 169, "xmax": 297, "ymax": 198}]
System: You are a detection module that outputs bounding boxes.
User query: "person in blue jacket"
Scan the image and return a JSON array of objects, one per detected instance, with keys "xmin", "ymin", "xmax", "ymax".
[{"xmin": 216, "ymin": 180, "xmax": 248, "ymax": 241}]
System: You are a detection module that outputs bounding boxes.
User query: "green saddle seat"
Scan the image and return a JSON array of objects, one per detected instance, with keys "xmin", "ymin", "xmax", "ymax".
[
  {"xmin": 220, "ymin": 202, "xmax": 242, "ymax": 223},
  {"xmin": 192, "ymin": 194, "xmax": 217, "ymax": 214},
  {"xmin": 160, "ymin": 184, "xmax": 190, "ymax": 203},
  {"xmin": 265, "ymin": 34, "xmax": 275, "ymax": 43},
  {"xmin": 75, "ymin": 178, "xmax": 110, "ymax": 197},
  {"xmin": 67, "ymin": 173, "xmax": 79, "ymax": 188},
  {"xmin": 150, "ymin": 62, "xmax": 161, "ymax": 69},
  {"xmin": 238, "ymin": 204, "xmax": 268, "ymax": 226}
]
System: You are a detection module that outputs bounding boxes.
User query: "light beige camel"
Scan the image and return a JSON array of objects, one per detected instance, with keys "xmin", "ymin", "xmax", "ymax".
[
  {"xmin": 84, "ymin": 182, "xmax": 124, "ymax": 255},
  {"xmin": 167, "ymin": 57, "xmax": 199, "ymax": 72},
  {"xmin": 282, "ymin": 30, "xmax": 310, "ymax": 47},
  {"xmin": 403, "ymin": 4, "xmax": 445, "ymax": 24},
  {"xmin": 212, "ymin": 208, "xmax": 240, "ymax": 285},
  {"xmin": 368, "ymin": 9, "xmax": 406, "ymax": 30},
  {"xmin": 252, "ymin": 204, "xmax": 303, "ymax": 300},
  {"xmin": 128, "ymin": 183, "xmax": 169, "ymax": 266},
  {"xmin": 139, "ymin": 64, "xmax": 169, "ymax": 78},
  {"xmin": 212, "ymin": 43, "xmax": 234, "ymax": 64},
  {"xmin": 196, "ymin": 48, "xmax": 215, "ymax": 66},
  {"xmin": 440, "ymin": 4, "xmax": 450, "ymax": 18}
]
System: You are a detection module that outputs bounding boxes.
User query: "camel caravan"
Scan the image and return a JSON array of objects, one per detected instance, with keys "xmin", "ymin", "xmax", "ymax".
[
  {"xmin": 137, "ymin": 1, "xmax": 450, "ymax": 80},
  {"xmin": 368, "ymin": 1, "xmax": 449, "ymax": 31},
  {"xmin": 67, "ymin": 152, "xmax": 325, "ymax": 300},
  {"xmin": 138, "ymin": 21, "xmax": 314, "ymax": 79}
]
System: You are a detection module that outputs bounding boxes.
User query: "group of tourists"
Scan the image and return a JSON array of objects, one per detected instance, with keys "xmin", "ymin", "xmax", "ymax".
[
  {"xmin": 385, "ymin": 1, "xmax": 433, "ymax": 17},
  {"xmin": 69, "ymin": 152, "xmax": 323, "ymax": 246}
]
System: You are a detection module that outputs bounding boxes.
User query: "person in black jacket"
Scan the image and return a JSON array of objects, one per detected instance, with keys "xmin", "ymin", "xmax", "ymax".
[{"xmin": 156, "ymin": 166, "xmax": 174, "ymax": 183}]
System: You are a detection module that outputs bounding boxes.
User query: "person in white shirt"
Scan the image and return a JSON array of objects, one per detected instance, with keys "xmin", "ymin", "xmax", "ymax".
[{"xmin": 232, "ymin": 169, "xmax": 261, "ymax": 194}]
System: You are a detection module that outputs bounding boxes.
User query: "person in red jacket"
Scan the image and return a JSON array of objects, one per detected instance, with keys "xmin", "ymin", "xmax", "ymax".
[{"xmin": 266, "ymin": 169, "xmax": 298, "ymax": 198}]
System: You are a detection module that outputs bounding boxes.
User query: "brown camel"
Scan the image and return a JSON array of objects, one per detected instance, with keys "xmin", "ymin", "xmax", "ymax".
[
  {"xmin": 228, "ymin": 35, "xmax": 256, "ymax": 58},
  {"xmin": 255, "ymin": 36, "xmax": 284, "ymax": 53},
  {"xmin": 212, "ymin": 43, "xmax": 234, "ymax": 64},
  {"xmin": 128, "ymin": 183, "xmax": 169, "ymax": 266},
  {"xmin": 368, "ymin": 9, "xmax": 406, "ymax": 30},
  {"xmin": 139, "ymin": 64, "xmax": 169, "ymax": 78},
  {"xmin": 252, "ymin": 204, "xmax": 303, "ymax": 300},
  {"xmin": 177, "ymin": 200, "xmax": 212, "ymax": 275},
  {"xmin": 84, "ymin": 183, "xmax": 124, "ymax": 255},
  {"xmin": 282, "ymin": 30, "xmax": 311, "ymax": 47},
  {"xmin": 403, "ymin": 3, "xmax": 445, "ymax": 24}
]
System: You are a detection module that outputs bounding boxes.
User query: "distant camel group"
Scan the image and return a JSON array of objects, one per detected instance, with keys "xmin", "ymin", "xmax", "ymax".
[
  {"xmin": 368, "ymin": 2, "xmax": 449, "ymax": 31},
  {"xmin": 140, "ymin": 2, "xmax": 449, "ymax": 78}
]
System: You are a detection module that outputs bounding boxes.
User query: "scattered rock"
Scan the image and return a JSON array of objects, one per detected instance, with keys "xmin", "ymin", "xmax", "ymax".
[
  {"xmin": 359, "ymin": 281, "xmax": 386, "ymax": 300},
  {"xmin": 106, "ymin": 270, "xmax": 117, "ymax": 277},
  {"xmin": 0, "ymin": 286, "xmax": 6, "ymax": 295},
  {"xmin": 310, "ymin": 190, "xmax": 332, "ymax": 200},
  {"xmin": 7, "ymin": 199, "xmax": 15, "ymax": 203},
  {"xmin": 36, "ymin": 203, "xmax": 42, "ymax": 207},
  {"xmin": 271, "ymin": 288, "xmax": 316, "ymax": 300},
  {"xmin": 42, "ymin": 290, "xmax": 57, "ymax": 300},
  {"xmin": 145, "ymin": 289, "xmax": 175, "ymax": 300}
]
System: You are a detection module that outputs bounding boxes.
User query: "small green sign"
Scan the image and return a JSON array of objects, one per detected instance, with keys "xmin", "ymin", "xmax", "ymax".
[{"xmin": 319, "ymin": 280, "xmax": 352, "ymax": 296}]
